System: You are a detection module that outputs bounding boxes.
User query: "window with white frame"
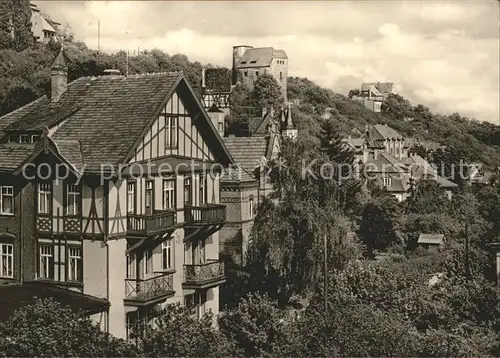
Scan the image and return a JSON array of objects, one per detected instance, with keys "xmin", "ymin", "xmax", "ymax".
[
  {"xmin": 162, "ymin": 179, "xmax": 175, "ymax": 210},
  {"xmin": 0, "ymin": 186, "xmax": 14, "ymax": 215},
  {"xmin": 39, "ymin": 244, "xmax": 54, "ymax": 279},
  {"xmin": 0, "ymin": 243, "xmax": 13, "ymax": 278},
  {"xmin": 126, "ymin": 252, "xmax": 136, "ymax": 279},
  {"xmin": 66, "ymin": 184, "xmax": 80, "ymax": 215},
  {"xmin": 165, "ymin": 116, "xmax": 178, "ymax": 149},
  {"xmin": 38, "ymin": 183, "xmax": 51, "ymax": 214},
  {"xmin": 143, "ymin": 249, "xmax": 153, "ymax": 277},
  {"xmin": 67, "ymin": 247, "xmax": 82, "ymax": 282},
  {"xmin": 127, "ymin": 182, "xmax": 136, "ymax": 214},
  {"xmin": 383, "ymin": 177, "xmax": 392, "ymax": 187},
  {"xmin": 145, "ymin": 180, "xmax": 153, "ymax": 212},
  {"xmin": 199, "ymin": 175, "xmax": 207, "ymax": 205},
  {"xmin": 162, "ymin": 239, "xmax": 173, "ymax": 270},
  {"xmin": 19, "ymin": 134, "xmax": 30, "ymax": 144},
  {"xmin": 249, "ymin": 195, "xmax": 254, "ymax": 219}
]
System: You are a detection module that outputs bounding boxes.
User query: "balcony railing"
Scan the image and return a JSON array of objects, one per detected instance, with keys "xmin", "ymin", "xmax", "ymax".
[
  {"xmin": 125, "ymin": 272, "xmax": 174, "ymax": 302},
  {"xmin": 127, "ymin": 210, "xmax": 176, "ymax": 236},
  {"xmin": 184, "ymin": 204, "xmax": 226, "ymax": 226},
  {"xmin": 183, "ymin": 260, "xmax": 225, "ymax": 285}
]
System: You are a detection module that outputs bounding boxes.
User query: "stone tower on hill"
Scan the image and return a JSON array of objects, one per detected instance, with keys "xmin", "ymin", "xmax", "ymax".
[{"xmin": 232, "ymin": 45, "xmax": 288, "ymax": 102}]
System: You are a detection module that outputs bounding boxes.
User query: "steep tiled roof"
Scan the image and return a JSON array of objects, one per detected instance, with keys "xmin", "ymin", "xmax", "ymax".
[
  {"xmin": 54, "ymin": 139, "xmax": 84, "ymax": 172},
  {"xmin": 236, "ymin": 47, "xmax": 287, "ymax": 68},
  {"xmin": 402, "ymin": 155, "xmax": 458, "ymax": 189},
  {"xmin": 223, "ymin": 137, "xmax": 268, "ymax": 174},
  {"xmin": 0, "ymin": 144, "xmax": 36, "ymax": 173},
  {"xmin": 0, "ymin": 71, "xmax": 233, "ymax": 172},
  {"xmin": 361, "ymin": 82, "xmax": 394, "ymax": 94},
  {"xmin": 370, "ymin": 124, "xmax": 403, "ymax": 140},
  {"xmin": 221, "ymin": 166, "xmax": 257, "ymax": 184}
]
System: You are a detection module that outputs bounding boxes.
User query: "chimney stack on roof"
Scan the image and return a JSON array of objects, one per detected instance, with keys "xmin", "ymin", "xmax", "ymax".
[{"xmin": 50, "ymin": 48, "xmax": 69, "ymax": 103}]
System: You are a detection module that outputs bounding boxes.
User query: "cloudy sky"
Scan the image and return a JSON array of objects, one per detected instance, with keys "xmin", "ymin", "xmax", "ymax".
[{"xmin": 36, "ymin": 1, "xmax": 499, "ymax": 124}]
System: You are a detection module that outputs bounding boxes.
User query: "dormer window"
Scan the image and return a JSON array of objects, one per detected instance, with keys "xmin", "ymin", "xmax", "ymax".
[
  {"xmin": 31, "ymin": 135, "xmax": 40, "ymax": 142},
  {"xmin": 241, "ymin": 61, "xmax": 247, "ymax": 64},
  {"xmin": 250, "ymin": 60, "xmax": 257, "ymax": 64}
]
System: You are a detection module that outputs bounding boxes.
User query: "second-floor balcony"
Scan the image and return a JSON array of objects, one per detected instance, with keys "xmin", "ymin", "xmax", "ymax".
[
  {"xmin": 183, "ymin": 259, "xmax": 225, "ymax": 289},
  {"xmin": 127, "ymin": 210, "xmax": 176, "ymax": 237},
  {"xmin": 184, "ymin": 204, "xmax": 226, "ymax": 227},
  {"xmin": 124, "ymin": 271, "xmax": 175, "ymax": 305}
]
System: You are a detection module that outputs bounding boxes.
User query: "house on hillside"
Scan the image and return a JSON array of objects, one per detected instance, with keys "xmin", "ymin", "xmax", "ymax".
[
  {"xmin": 232, "ymin": 46, "xmax": 288, "ymax": 102},
  {"xmin": 348, "ymin": 124, "xmax": 458, "ymax": 201},
  {"xmin": 0, "ymin": 49, "xmax": 233, "ymax": 340},
  {"xmin": 418, "ymin": 234, "xmax": 446, "ymax": 253},
  {"xmin": 30, "ymin": 3, "xmax": 60, "ymax": 43},
  {"xmin": 352, "ymin": 82, "xmax": 396, "ymax": 113}
]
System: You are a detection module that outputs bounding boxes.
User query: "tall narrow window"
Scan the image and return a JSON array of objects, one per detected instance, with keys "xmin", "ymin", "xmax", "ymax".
[
  {"xmin": 249, "ymin": 195, "xmax": 254, "ymax": 219},
  {"xmin": 0, "ymin": 243, "xmax": 13, "ymax": 278},
  {"xmin": 38, "ymin": 183, "xmax": 51, "ymax": 215},
  {"xmin": 383, "ymin": 177, "xmax": 392, "ymax": 187},
  {"xmin": 67, "ymin": 247, "xmax": 82, "ymax": 282},
  {"xmin": 199, "ymin": 175, "xmax": 207, "ymax": 205},
  {"xmin": 19, "ymin": 134, "xmax": 30, "ymax": 144},
  {"xmin": 184, "ymin": 178, "xmax": 192, "ymax": 206},
  {"xmin": 162, "ymin": 239, "xmax": 172, "ymax": 270},
  {"xmin": 66, "ymin": 184, "xmax": 80, "ymax": 215},
  {"xmin": 165, "ymin": 117, "xmax": 178, "ymax": 149},
  {"xmin": 162, "ymin": 179, "xmax": 175, "ymax": 210},
  {"xmin": 39, "ymin": 244, "xmax": 54, "ymax": 279},
  {"xmin": 143, "ymin": 249, "xmax": 153, "ymax": 277},
  {"xmin": 145, "ymin": 180, "xmax": 153, "ymax": 214},
  {"xmin": 127, "ymin": 182, "xmax": 136, "ymax": 214},
  {"xmin": 0, "ymin": 186, "xmax": 14, "ymax": 215},
  {"xmin": 279, "ymin": 72, "xmax": 283, "ymax": 80},
  {"xmin": 126, "ymin": 252, "xmax": 136, "ymax": 279}
]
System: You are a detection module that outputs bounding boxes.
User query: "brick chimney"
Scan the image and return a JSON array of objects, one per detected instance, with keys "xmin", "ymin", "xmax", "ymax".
[{"xmin": 50, "ymin": 48, "xmax": 68, "ymax": 102}]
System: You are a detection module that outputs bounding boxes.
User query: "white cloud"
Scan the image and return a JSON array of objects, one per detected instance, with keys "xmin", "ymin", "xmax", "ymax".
[{"xmin": 35, "ymin": 0, "xmax": 500, "ymax": 124}]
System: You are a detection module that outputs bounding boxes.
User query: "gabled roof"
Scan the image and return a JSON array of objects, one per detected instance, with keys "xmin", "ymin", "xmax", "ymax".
[
  {"xmin": 418, "ymin": 234, "xmax": 445, "ymax": 245},
  {"xmin": 402, "ymin": 155, "xmax": 458, "ymax": 189},
  {"xmin": 249, "ymin": 111, "xmax": 273, "ymax": 136},
  {"xmin": 361, "ymin": 82, "xmax": 395, "ymax": 94},
  {"xmin": 236, "ymin": 47, "xmax": 287, "ymax": 68},
  {"xmin": 223, "ymin": 136, "xmax": 269, "ymax": 174},
  {"xmin": 0, "ymin": 144, "xmax": 36, "ymax": 173},
  {"xmin": 221, "ymin": 166, "xmax": 257, "ymax": 184},
  {"xmin": 0, "ymin": 72, "xmax": 234, "ymax": 173},
  {"xmin": 370, "ymin": 124, "xmax": 403, "ymax": 140}
]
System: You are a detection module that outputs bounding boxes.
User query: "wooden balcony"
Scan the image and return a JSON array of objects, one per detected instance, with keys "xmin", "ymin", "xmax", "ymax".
[
  {"xmin": 124, "ymin": 272, "xmax": 174, "ymax": 305},
  {"xmin": 184, "ymin": 204, "xmax": 226, "ymax": 227},
  {"xmin": 183, "ymin": 259, "xmax": 225, "ymax": 289},
  {"xmin": 127, "ymin": 210, "xmax": 176, "ymax": 237}
]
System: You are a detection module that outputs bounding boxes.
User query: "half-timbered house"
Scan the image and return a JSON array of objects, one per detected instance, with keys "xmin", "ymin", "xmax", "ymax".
[{"xmin": 0, "ymin": 49, "xmax": 233, "ymax": 339}]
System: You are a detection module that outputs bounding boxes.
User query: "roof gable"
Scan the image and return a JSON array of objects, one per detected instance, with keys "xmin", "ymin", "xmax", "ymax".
[
  {"xmin": 2, "ymin": 72, "xmax": 233, "ymax": 173},
  {"xmin": 236, "ymin": 47, "xmax": 287, "ymax": 68}
]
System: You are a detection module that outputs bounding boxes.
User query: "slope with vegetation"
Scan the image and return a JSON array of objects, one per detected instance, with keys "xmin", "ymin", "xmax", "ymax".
[{"xmin": 1, "ymin": 7, "xmax": 499, "ymax": 357}]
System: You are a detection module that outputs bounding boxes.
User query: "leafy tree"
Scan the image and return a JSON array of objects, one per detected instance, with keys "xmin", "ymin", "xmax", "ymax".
[
  {"xmin": 347, "ymin": 88, "xmax": 360, "ymax": 98},
  {"xmin": 0, "ymin": 298, "xmax": 139, "ymax": 357},
  {"xmin": 408, "ymin": 144, "xmax": 429, "ymax": 159},
  {"xmin": 381, "ymin": 93, "xmax": 414, "ymax": 121},
  {"xmin": 0, "ymin": 0, "xmax": 33, "ymax": 51},
  {"xmin": 252, "ymin": 73, "xmax": 284, "ymax": 112},
  {"xmin": 303, "ymin": 86, "xmax": 332, "ymax": 114},
  {"xmin": 218, "ymin": 293, "xmax": 299, "ymax": 357},
  {"xmin": 359, "ymin": 195, "xmax": 401, "ymax": 253},
  {"xmin": 405, "ymin": 179, "xmax": 450, "ymax": 215},
  {"xmin": 139, "ymin": 302, "xmax": 235, "ymax": 357},
  {"xmin": 431, "ymin": 147, "xmax": 470, "ymax": 187}
]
